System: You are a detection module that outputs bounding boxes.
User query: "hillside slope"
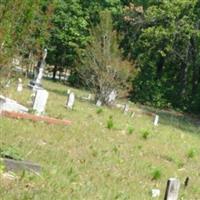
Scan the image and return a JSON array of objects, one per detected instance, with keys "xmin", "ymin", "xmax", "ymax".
[{"xmin": 0, "ymin": 80, "xmax": 200, "ymax": 199}]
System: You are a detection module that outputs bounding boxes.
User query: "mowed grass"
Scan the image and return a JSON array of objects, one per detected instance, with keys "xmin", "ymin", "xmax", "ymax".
[{"xmin": 0, "ymin": 79, "xmax": 200, "ymax": 200}]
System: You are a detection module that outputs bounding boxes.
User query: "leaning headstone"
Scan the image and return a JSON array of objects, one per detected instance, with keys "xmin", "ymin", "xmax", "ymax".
[
  {"xmin": 33, "ymin": 89, "xmax": 49, "ymax": 115},
  {"xmin": 123, "ymin": 104, "xmax": 129, "ymax": 113},
  {"xmin": 164, "ymin": 178, "xmax": 180, "ymax": 200},
  {"xmin": 2, "ymin": 158, "xmax": 41, "ymax": 174},
  {"xmin": 0, "ymin": 95, "xmax": 28, "ymax": 113},
  {"xmin": 130, "ymin": 112, "xmax": 135, "ymax": 118},
  {"xmin": 17, "ymin": 78, "xmax": 23, "ymax": 92},
  {"xmin": 153, "ymin": 114, "xmax": 159, "ymax": 126},
  {"xmin": 96, "ymin": 100, "xmax": 102, "ymax": 107},
  {"xmin": 66, "ymin": 92, "xmax": 75, "ymax": 109}
]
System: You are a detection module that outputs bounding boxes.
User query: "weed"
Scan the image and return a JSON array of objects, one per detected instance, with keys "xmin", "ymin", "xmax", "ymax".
[
  {"xmin": 151, "ymin": 168, "xmax": 162, "ymax": 180},
  {"xmin": 0, "ymin": 161, "xmax": 5, "ymax": 174},
  {"xmin": 127, "ymin": 126, "xmax": 134, "ymax": 135},
  {"xmin": 96, "ymin": 108, "xmax": 103, "ymax": 114},
  {"xmin": 107, "ymin": 115, "xmax": 114, "ymax": 129},
  {"xmin": 0, "ymin": 146, "xmax": 22, "ymax": 160},
  {"xmin": 141, "ymin": 130, "xmax": 150, "ymax": 139},
  {"xmin": 187, "ymin": 148, "xmax": 196, "ymax": 159},
  {"xmin": 176, "ymin": 160, "xmax": 185, "ymax": 169}
]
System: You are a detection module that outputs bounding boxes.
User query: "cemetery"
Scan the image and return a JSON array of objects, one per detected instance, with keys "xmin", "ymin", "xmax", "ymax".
[
  {"xmin": 1, "ymin": 1, "xmax": 200, "ymax": 199},
  {"xmin": 0, "ymin": 78, "xmax": 200, "ymax": 199}
]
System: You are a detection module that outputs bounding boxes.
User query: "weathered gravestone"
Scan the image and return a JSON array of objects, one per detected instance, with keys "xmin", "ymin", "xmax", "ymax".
[
  {"xmin": 1, "ymin": 158, "xmax": 41, "ymax": 174},
  {"xmin": 108, "ymin": 90, "xmax": 117, "ymax": 104},
  {"xmin": 151, "ymin": 189, "xmax": 160, "ymax": 198},
  {"xmin": 29, "ymin": 49, "xmax": 47, "ymax": 89},
  {"xmin": 153, "ymin": 114, "xmax": 159, "ymax": 126},
  {"xmin": 164, "ymin": 178, "xmax": 180, "ymax": 200},
  {"xmin": 0, "ymin": 95, "xmax": 28, "ymax": 113},
  {"xmin": 33, "ymin": 89, "xmax": 49, "ymax": 115},
  {"xmin": 123, "ymin": 103, "xmax": 129, "ymax": 113},
  {"xmin": 96, "ymin": 100, "xmax": 102, "ymax": 107},
  {"xmin": 66, "ymin": 92, "xmax": 75, "ymax": 109},
  {"xmin": 17, "ymin": 78, "xmax": 23, "ymax": 92}
]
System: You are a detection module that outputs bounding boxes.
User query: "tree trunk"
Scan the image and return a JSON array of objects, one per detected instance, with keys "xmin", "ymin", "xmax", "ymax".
[{"xmin": 53, "ymin": 65, "xmax": 57, "ymax": 80}]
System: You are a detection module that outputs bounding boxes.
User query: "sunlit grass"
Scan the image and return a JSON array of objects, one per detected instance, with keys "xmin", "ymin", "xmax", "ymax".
[{"xmin": 0, "ymin": 79, "xmax": 200, "ymax": 199}]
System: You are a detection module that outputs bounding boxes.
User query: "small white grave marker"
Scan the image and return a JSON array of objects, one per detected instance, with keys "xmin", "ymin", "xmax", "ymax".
[
  {"xmin": 151, "ymin": 189, "xmax": 160, "ymax": 198},
  {"xmin": 33, "ymin": 89, "xmax": 49, "ymax": 115},
  {"xmin": 164, "ymin": 178, "xmax": 180, "ymax": 200},
  {"xmin": 66, "ymin": 92, "xmax": 75, "ymax": 109},
  {"xmin": 153, "ymin": 114, "xmax": 159, "ymax": 126},
  {"xmin": 96, "ymin": 100, "xmax": 102, "ymax": 107},
  {"xmin": 17, "ymin": 78, "xmax": 23, "ymax": 92},
  {"xmin": 123, "ymin": 104, "xmax": 129, "ymax": 113},
  {"xmin": 108, "ymin": 90, "xmax": 117, "ymax": 103}
]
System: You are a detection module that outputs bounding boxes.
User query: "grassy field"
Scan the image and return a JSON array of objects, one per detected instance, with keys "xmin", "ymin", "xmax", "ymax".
[{"xmin": 0, "ymin": 79, "xmax": 200, "ymax": 200}]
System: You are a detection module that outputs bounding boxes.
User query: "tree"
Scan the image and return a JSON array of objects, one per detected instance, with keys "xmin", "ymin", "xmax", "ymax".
[
  {"xmin": 46, "ymin": 0, "xmax": 89, "ymax": 79},
  {"xmin": 77, "ymin": 11, "xmax": 134, "ymax": 105},
  {"xmin": 121, "ymin": 0, "xmax": 200, "ymax": 112},
  {"xmin": 0, "ymin": 0, "xmax": 53, "ymax": 78}
]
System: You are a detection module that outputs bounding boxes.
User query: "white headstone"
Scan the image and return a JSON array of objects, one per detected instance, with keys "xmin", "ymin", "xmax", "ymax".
[
  {"xmin": 164, "ymin": 178, "xmax": 180, "ymax": 200},
  {"xmin": 96, "ymin": 100, "xmax": 102, "ymax": 107},
  {"xmin": 88, "ymin": 94, "xmax": 92, "ymax": 100},
  {"xmin": 66, "ymin": 92, "xmax": 75, "ymax": 109},
  {"xmin": 0, "ymin": 95, "xmax": 28, "ymax": 113},
  {"xmin": 123, "ymin": 104, "xmax": 129, "ymax": 113},
  {"xmin": 108, "ymin": 90, "xmax": 117, "ymax": 103},
  {"xmin": 153, "ymin": 115, "xmax": 159, "ymax": 126},
  {"xmin": 152, "ymin": 189, "xmax": 160, "ymax": 198},
  {"xmin": 131, "ymin": 112, "xmax": 135, "ymax": 118},
  {"xmin": 17, "ymin": 78, "xmax": 23, "ymax": 92},
  {"xmin": 33, "ymin": 89, "xmax": 49, "ymax": 115}
]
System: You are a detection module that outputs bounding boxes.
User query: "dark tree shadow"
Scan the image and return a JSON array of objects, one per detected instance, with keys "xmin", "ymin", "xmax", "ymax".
[{"xmin": 140, "ymin": 105, "xmax": 200, "ymax": 135}]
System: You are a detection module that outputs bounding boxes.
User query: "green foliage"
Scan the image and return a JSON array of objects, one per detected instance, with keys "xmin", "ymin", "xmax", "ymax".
[
  {"xmin": 151, "ymin": 168, "xmax": 162, "ymax": 180},
  {"xmin": 127, "ymin": 126, "xmax": 134, "ymax": 135},
  {"xmin": 121, "ymin": 0, "xmax": 200, "ymax": 113},
  {"xmin": 107, "ymin": 115, "xmax": 114, "ymax": 129},
  {"xmin": 0, "ymin": 146, "xmax": 22, "ymax": 160},
  {"xmin": 141, "ymin": 130, "xmax": 150, "ymax": 139},
  {"xmin": 0, "ymin": 161, "xmax": 5, "ymax": 175},
  {"xmin": 96, "ymin": 108, "xmax": 103, "ymax": 114},
  {"xmin": 187, "ymin": 148, "xmax": 196, "ymax": 159},
  {"xmin": 47, "ymin": 0, "xmax": 89, "ymax": 70},
  {"xmin": 77, "ymin": 10, "xmax": 134, "ymax": 104}
]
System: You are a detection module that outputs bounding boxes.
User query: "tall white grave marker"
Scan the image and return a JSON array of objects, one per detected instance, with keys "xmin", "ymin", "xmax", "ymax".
[
  {"xmin": 66, "ymin": 92, "xmax": 75, "ymax": 109},
  {"xmin": 164, "ymin": 178, "xmax": 180, "ymax": 200},
  {"xmin": 33, "ymin": 89, "xmax": 49, "ymax": 115},
  {"xmin": 17, "ymin": 78, "xmax": 23, "ymax": 92},
  {"xmin": 35, "ymin": 49, "xmax": 47, "ymax": 86},
  {"xmin": 153, "ymin": 115, "xmax": 159, "ymax": 126}
]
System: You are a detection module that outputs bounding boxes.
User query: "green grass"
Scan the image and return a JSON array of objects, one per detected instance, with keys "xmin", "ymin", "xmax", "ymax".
[{"xmin": 0, "ymin": 79, "xmax": 200, "ymax": 199}]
